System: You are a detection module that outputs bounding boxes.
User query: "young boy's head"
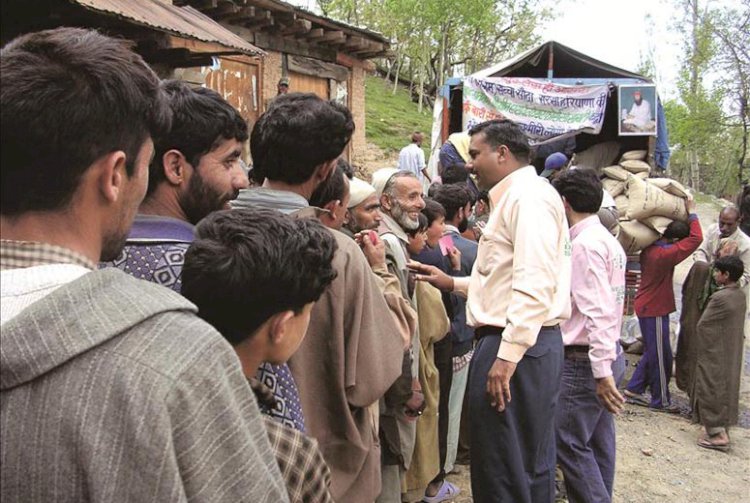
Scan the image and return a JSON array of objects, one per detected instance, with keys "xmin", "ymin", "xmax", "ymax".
[
  {"xmin": 182, "ymin": 209, "xmax": 337, "ymax": 367},
  {"xmin": 713, "ymin": 255, "xmax": 744, "ymax": 286},
  {"xmin": 406, "ymin": 213, "xmax": 429, "ymax": 256},
  {"xmin": 422, "ymin": 199, "xmax": 446, "ymax": 248}
]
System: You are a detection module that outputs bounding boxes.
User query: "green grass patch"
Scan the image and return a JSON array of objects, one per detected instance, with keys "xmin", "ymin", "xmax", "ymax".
[{"xmin": 365, "ymin": 74, "xmax": 433, "ymax": 157}]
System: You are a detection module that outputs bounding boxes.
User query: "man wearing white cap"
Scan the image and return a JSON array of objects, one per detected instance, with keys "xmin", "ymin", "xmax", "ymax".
[{"xmin": 344, "ymin": 176, "xmax": 383, "ymax": 235}]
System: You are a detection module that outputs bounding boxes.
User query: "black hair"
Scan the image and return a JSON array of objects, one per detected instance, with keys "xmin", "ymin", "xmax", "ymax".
[
  {"xmin": 148, "ymin": 80, "xmax": 248, "ymax": 195},
  {"xmin": 1, "ymin": 27, "xmax": 171, "ymax": 215},
  {"xmin": 309, "ymin": 163, "xmax": 349, "ymax": 209},
  {"xmin": 442, "ymin": 164, "xmax": 469, "ymax": 185},
  {"xmin": 406, "ymin": 213, "xmax": 429, "ymax": 237},
  {"xmin": 182, "ymin": 209, "xmax": 338, "ymax": 345},
  {"xmin": 663, "ymin": 220, "xmax": 690, "ymax": 240},
  {"xmin": 714, "ymin": 255, "xmax": 744, "ymax": 282},
  {"xmin": 250, "ymin": 93, "xmax": 354, "ymax": 185},
  {"xmin": 552, "ymin": 168, "xmax": 603, "ymax": 214},
  {"xmin": 339, "ymin": 158, "xmax": 354, "ymax": 179},
  {"xmin": 478, "ymin": 190, "xmax": 490, "ymax": 205},
  {"xmin": 720, "ymin": 205, "xmax": 741, "ymax": 220},
  {"xmin": 433, "ymin": 183, "xmax": 472, "ymax": 221},
  {"xmin": 468, "ymin": 119, "xmax": 531, "ymax": 164},
  {"xmin": 422, "ymin": 199, "xmax": 446, "ymax": 227}
]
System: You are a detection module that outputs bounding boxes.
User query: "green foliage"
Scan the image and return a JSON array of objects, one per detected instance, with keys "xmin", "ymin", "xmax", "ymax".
[
  {"xmin": 364, "ymin": 74, "xmax": 432, "ymax": 156},
  {"xmin": 664, "ymin": 0, "xmax": 749, "ymax": 196},
  {"xmin": 319, "ymin": 0, "xmax": 548, "ymax": 100}
]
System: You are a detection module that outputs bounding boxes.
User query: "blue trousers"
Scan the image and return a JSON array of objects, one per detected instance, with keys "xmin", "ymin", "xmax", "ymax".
[
  {"xmin": 626, "ymin": 316, "xmax": 672, "ymax": 407},
  {"xmin": 556, "ymin": 353, "xmax": 625, "ymax": 503},
  {"xmin": 469, "ymin": 328, "xmax": 563, "ymax": 503}
]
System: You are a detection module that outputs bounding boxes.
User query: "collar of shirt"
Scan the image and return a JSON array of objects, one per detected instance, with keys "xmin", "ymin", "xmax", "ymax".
[
  {"xmin": 569, "ymin": 215, "xmax": 600, "ymax": 241},
  {"xmin": 127, "ymin": 214, "xmax": 195, "ymax": 243},
  {"xmin": 444, "ymin": 224, "xmax": 460, "ymax": 235},
  {"xmin": 380, "ymin": 212, "xmax": 409, "ymax": 244},
  {"xmin": 0, "ymin": 240, "xmax": 96, "ymax": 271},
  {"xmin": 488, "ymin": 165, "xmax": 537, "ymax": 209}
]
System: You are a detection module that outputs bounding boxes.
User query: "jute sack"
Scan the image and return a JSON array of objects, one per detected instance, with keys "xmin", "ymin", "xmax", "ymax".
[
  {"xmin": 643, "ymin": 215, "xmax": 674, "ymax": 234},
  {"xmin": 620, "ymin": 150, "xmax": 648, "ymax": 162},
  {"xmin": 603, "ymin": 178, "xmax": 626, "ymax": 197},
  {"xmin": 602, "ymin": 165, "xmax": 630, "ymax": 181},
  {"xmin": 620, "ymin": 159, "xmax": 651, "ymax": 174},
  {"xmin": 615, "ymin": 195, "xmax": 629, "ymax": 217},
  {"xmin": 626, "ymin": 175, "xmax": 689, "ymax": 221},
  {"xmin": 635, "ymin": 171, "xmax": 649, "ymax": 180},
  {"xmin": 647, "ymin": 178, "xmax": 690, "ymax": 198},
  {"xmin": 617, "ymin": 220, "xmax": 660, "ymax": 254}
]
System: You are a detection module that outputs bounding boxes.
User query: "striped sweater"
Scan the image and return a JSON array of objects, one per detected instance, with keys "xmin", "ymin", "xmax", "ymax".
[{"xmin": 0, "ymin": 267, "xmax": 288, "ymax": 503}]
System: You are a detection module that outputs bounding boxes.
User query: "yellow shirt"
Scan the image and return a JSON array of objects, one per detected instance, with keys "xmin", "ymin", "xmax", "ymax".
[{"xmin": 454, "ymin": 166, "xmax": 572, "ymax": 362}]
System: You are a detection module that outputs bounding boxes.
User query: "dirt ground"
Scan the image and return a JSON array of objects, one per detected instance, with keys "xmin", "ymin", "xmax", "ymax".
[{"xmin": 384, "ymin": 175, "xmax": 750, "ymax": 502}]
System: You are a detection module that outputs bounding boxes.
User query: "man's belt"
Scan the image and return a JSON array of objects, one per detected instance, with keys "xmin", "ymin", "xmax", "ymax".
[
  {"xmin": 475, "ymin": 324, "xmax": 560, "ymax": 341},
  {"xmin": 564, "ymin": 345, "xmax": 590, "ymax": 359}
]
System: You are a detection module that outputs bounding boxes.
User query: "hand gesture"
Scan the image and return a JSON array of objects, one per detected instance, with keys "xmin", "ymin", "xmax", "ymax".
[
  {"xmin": 356, "ymin": 231, "xmax": 385, "ymax": 268},
  {"xmin": 407, "ymin": 260, "xmax": 454, "ymax": 291},
  {"xmin": 447, "ymin": 246, "xmax": 462, "ymax": 271},
  {"xmin": 595, "ymin": 376, "xmax": 625, "ymax": 414},
  {"xmin": 486, "ymin": 358, "xmax": 517, "ymax": 412}
]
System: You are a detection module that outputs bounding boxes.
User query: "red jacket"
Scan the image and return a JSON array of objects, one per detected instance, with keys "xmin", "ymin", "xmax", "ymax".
[{"xmin": 634, "ymin": 215, "xmax": 703, "ymax": 317}]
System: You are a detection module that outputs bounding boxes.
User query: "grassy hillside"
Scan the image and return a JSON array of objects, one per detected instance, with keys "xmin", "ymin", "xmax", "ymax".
[{"xmin": 365, "ymin": 74, "xmax": 433, "ymax": 158}]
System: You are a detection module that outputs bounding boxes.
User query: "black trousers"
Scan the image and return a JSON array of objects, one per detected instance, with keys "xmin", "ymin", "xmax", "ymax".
[
  {"xmin": 468, "ymin": 327, "xmax": 563, "ymax": 503},
  {"xmin": 430, "ymin": 336, "xmax": 453, "ymax": 483}
]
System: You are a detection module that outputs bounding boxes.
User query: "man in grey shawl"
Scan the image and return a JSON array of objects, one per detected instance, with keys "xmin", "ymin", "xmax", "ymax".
[{"xmin": 0, "ymin": 28, "xmax": 287, "ymax": 502}]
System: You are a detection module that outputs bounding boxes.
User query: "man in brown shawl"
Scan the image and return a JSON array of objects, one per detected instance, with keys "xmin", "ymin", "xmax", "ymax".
[
  {"xmin": 676, "ymin": 240, "xmax": 739, "ymax": 393},
  {"xmin": 692, "ymin": 256, "xmax": 746, "ymax": 452},
  {"xmin": 232, "ymin": 93, "xmax": 407, "ymax": 502}
]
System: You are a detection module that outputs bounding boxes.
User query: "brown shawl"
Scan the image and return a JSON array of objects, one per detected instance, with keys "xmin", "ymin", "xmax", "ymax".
[
  {"xmin": 691, "ymin": 285, "xmax": 746, "ymax": 428},
  {"xmin": 404, "ymin": 281, "xmax": 450, "ymax": 495},
  {"xmin": 288, "ymin": 229, "xmax": 406, "ymax": 503},
  {"xmin": 675, "ymin": 261, "xmax": 711, "ymax": 392}
]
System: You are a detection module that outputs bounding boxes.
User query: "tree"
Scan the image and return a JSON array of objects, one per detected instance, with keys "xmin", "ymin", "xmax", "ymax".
[{"xmin": 319, "ymin": 0, "xmax": 549, "ymax": 109}]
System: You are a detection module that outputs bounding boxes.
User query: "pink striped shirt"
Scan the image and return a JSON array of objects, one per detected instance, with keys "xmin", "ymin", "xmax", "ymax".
[{"xmin": 561, "ymin": 215, "xmax": 626, "ymax": 378}]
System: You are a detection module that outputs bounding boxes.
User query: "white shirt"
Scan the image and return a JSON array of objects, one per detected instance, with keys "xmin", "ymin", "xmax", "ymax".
[
  {"xmin": 455, "ymin": 166, "xmax": 572, "ymax": 362},
  {"xmin": 398, "ymin": 143, "xmax": 426, "ymax": 182}
]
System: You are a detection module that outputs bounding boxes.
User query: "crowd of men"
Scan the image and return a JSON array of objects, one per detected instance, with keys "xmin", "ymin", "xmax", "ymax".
[{"xmin": 1, "ymin": 26, "xmax": 747, "ymax": 503}]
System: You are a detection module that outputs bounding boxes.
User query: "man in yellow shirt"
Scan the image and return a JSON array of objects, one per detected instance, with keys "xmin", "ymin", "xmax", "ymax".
[{"xmin": 411, "ymin": 119, "xmax": 571, "ymax": 503}]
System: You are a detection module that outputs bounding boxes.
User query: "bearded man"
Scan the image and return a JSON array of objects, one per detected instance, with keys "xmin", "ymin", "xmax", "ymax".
[
  {"xmin": 343, "ymin": 176, "xmax": 383, "ymax": 236},
  {"xmin": 105, "ymin": 79, "xmax": 248, "ymax": 292}
]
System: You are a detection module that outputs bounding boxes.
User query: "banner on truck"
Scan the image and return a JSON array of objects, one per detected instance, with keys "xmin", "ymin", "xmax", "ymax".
[{"xmin": 462, "ymin": 77, "xmax": 609, "ymax": 143}]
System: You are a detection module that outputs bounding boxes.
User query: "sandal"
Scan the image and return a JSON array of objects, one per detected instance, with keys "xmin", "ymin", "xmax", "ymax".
[
  {"xmin": 422, "ymin": 481, "xmax": 460, "ymax": 503},
  {"xmin": 697, "ymin": 437, "xmax": 730, "ymax": 452},
  {"xmin": 649, "ymin": 404, "xmax": 680, "ymax": 414},
  {"xmin": 623, "ymin": 390, "xmax": 649, "ymax": 407}
]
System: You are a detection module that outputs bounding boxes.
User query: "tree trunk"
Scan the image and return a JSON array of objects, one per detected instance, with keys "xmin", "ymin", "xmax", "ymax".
[
  {"xmin": 392, "ymin": 55, "xmax": 402, "ymax": 95},
  {"xmin": 691, "ymin": 149, "xmax": 701, "ymax": 190}
]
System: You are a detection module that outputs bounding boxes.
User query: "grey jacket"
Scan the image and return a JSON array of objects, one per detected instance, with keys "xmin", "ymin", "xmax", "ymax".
[{"xmin": 0, "ymin": 268, "xmax": 288, "ymax": 503}]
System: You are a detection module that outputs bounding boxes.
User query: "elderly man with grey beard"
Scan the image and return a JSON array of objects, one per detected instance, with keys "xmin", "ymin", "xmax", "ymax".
[{"xmin": 371, "ymin": 168, "xmax": 427, "ymax": 502}]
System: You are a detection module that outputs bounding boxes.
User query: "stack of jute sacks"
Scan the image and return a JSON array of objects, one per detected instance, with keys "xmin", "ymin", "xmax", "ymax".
[{"xmin": 599, "ymin": 150, "xmax": 691, "ymax": 254}]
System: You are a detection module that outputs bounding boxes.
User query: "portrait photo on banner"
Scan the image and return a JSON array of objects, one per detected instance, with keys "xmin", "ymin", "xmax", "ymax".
[{"xmin": 618, "ymin": 84, "xmax": 657, "ymax": 136}]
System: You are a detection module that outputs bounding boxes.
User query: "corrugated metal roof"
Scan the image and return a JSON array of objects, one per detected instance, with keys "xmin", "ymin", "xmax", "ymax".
[{"xmin": 71, "ymin": 0, "xmax": 264, "ymax": 56}]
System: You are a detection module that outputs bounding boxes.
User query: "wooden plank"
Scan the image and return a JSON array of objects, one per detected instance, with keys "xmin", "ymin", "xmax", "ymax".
[
  {"xmin": 282, "ymin": 19, "xmax": 312, "ymax": 36},
  {"xmin": 320, "ymin": 31, "xmax": 345, "ymax": 45},
  {"xmin": 344, "ymin": 36, "xmax": 366, "ymax": 50},
  {"xmin": 208, "ymin": 3, "xmax": 240, "ymax": 19},
  {"xmin": 254, "ymin": 32, "xmax": 337, "ymax": 62},
  {"xmin": 223, "ymin": 6, "xmax": 255, "ymax": 23},
  {"xmin": 303, "ymin": 28, "xmax": 325, "ymax": 40},
  {"xmin": 336, "ymin": 52, "xmax": 376, "ymax": 71}
]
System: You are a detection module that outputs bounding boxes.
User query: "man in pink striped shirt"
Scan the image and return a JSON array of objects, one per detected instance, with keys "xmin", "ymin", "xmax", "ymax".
[{"xmin": 552, "ymin": 168, "xmax": 626, "ymax": 503}]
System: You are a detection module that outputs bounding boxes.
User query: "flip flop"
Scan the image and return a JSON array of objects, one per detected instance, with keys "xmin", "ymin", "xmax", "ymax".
[
  {"xmin": 649, "ymin": 404, "xmax": 681, "ymax": 414},
  {"xmin": 623, "ymin": 390, "xmax": 650, "ymax": 407},
  {"xmin": 697, "ymin": 437, "xmax": 730, "ymax": 452},
  {"xmin": 422, "ymin": 481, "xmax": 460, "ymax": 503}
]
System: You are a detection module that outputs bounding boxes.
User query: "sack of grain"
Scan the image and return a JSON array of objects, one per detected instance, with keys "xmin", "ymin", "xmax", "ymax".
[
  {"xmin": 647, "ymin": 178, "xmax": 690, "ymax": 198},
  {"xmin": 635, "ymin": 171, "xmax": 649, "ymax": 180},
  {"xmin": 620, "ymin": 159, "xmax": 651, "ymax": 174},
  {"xmin": 626, "ymin": 175, "xmax": 689, "ymax": 221},
  {"xmin": 615, "ymin": 195, "xmax": 629, "ymax": 217},
  {"xmin": 617, "ymin": 220, "xmax": 660, "ymax": 254},
  {"xmin": 602, "ymin": 178, "xmax": 626, "ymax": 197},
  {"xmin": 642, "ymin": 215, "xmax": 674, "ymax": 234},
  {"xmin": 620, "ymin": 150, "xmax": 648, "ymax": 162},
  {"xmin": 602, "ymin": 165, "xmax": 630, "ymax": 181}
]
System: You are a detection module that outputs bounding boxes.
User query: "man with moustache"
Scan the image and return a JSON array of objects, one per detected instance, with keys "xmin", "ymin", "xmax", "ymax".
[
  {"xmin": 343, "ymin": 176, "xmax": 383, "ymax": 236},
  {"xmin": 0, "ymin": 27, "xmax": 287, "ymax": 502},
  {"xmin": 410, "ymin": 119, "xmax": 571, "ymax": 503},
  {"xmin": 106, "ymin": 80, "xmax": 249, "ymax": 293}
]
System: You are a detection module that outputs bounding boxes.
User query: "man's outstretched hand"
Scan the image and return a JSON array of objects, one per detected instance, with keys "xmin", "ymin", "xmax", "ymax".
[{"xmin": 407, "ymin": 260, "xmax": 454, "ymax": 292}]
